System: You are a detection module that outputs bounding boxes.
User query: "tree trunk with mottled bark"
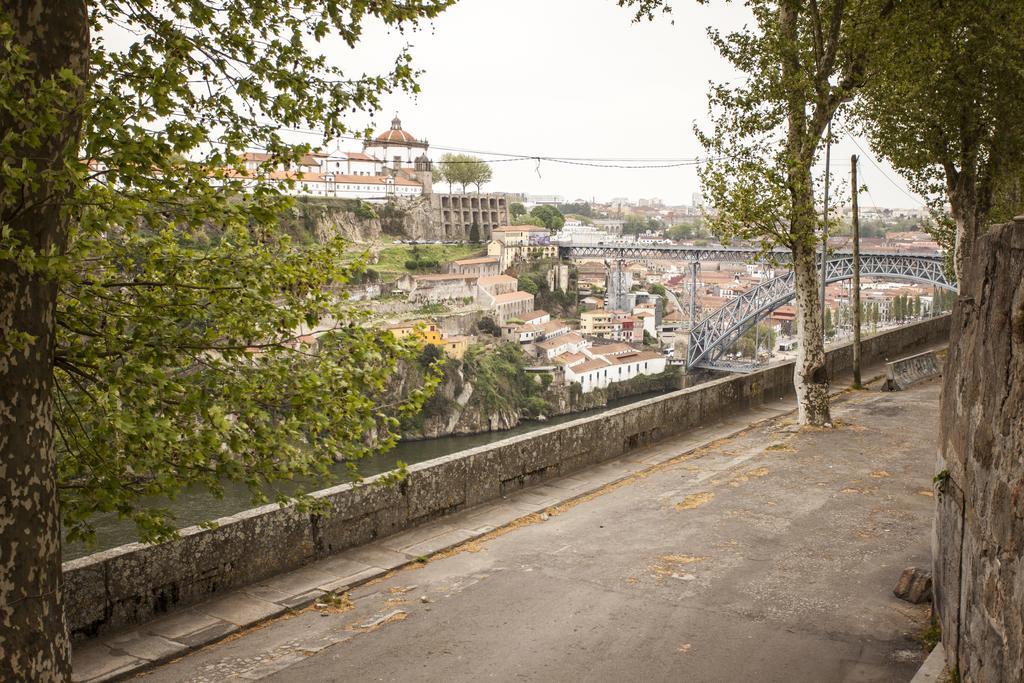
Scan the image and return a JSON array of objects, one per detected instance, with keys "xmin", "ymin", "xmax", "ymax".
[
  {"xmin": 780, "ymin": 0, "xmax": 832, "ymax": 427},
  {"xmin": 792, "ymin": 234, "xmax": 832, "ymax": 425},
  {"xmin": 0, "ymin": 2, "xmax": 88, "ymax": 679},
  {"xmin": 946, "ymin": 161, "xmax": 980, "ymax": 288}
]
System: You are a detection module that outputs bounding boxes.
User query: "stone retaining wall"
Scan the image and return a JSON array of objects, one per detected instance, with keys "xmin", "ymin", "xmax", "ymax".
[
  {"xmin": 935, "ymin": 218, "xmax": 1024, "ymax": 681},
  {"xmin": 63, "ymin": 315, "xmax": 951, "ymax": 639}
]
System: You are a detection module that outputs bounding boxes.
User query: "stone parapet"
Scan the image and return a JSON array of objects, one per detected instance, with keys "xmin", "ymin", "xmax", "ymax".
[{"xmin": 63, "ymin": 315, "xmax": 951, "ymax": 640}]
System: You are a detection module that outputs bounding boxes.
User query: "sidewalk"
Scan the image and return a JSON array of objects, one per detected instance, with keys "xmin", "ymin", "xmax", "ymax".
[{"xmin": 72, "ymin": 357, "xmax": 941, "ymax": 682}]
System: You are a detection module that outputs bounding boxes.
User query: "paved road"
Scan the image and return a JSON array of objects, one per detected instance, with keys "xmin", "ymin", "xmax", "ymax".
[{"xmin": 141, "ymin": 380, "xmax": 938, "ymax": 683}]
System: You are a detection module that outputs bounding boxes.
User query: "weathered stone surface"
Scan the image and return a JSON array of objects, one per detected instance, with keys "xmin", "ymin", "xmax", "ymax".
[
  {"xmin": 62, "ymin": 316, "xmax": 951, "ymax": 639},
  {"xmin": 884, "ymin": 350, "xmax": 941, "ymax": 391},
  {"xmin": 935, "ymin": 218, "xmax": 1024, "ymax": 681},
  {"xmin": 894, "ymin": 567, "xmax": 933, "ymax": 604}
]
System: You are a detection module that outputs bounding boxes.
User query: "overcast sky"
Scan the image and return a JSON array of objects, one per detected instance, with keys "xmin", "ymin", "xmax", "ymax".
[{"xmin": 311, "ymin": 0, "xmax": 926, "ymax": 209}]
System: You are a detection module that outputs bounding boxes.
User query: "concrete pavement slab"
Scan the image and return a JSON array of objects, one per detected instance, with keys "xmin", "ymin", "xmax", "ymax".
[
  {"xmin": 200, "ymin": 592, "xmax": 287, "ymax": 627},
  {"xmin": 135, "ymin": 377, "xmax": 939, "ymax": 682},
  {"xmin": 70, "ymin": 645, "xmax": 144, "ymax": 683}
]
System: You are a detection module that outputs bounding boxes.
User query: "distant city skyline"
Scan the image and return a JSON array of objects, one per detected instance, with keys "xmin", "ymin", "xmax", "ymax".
[{"xmin": 300, "ymin": 0, "xmax": 929, "ymax": 211}]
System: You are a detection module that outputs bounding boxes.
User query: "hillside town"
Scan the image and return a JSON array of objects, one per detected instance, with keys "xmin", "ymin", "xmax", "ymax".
[
  {"xmin": 12, "ymin": 2, "xmax": 1024, "ymax": 681},
  {"xmin": 260, "ymin": 117, "xmax": 951, "ymax": 398}
]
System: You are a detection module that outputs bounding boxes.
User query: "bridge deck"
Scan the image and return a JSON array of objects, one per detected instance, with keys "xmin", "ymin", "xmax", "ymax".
[{"xmin": 100, "ymin": 367, "xmax": 940, "ymax": 683}]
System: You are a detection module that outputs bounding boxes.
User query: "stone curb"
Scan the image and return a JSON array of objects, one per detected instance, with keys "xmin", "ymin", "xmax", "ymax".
[
  {"xmin": 910, "ymin": 643, "xmax": 947, "ymax": 682},
  {"xmin": 71, "ymin": 358, "xmax": 924, "ymax": 683}
]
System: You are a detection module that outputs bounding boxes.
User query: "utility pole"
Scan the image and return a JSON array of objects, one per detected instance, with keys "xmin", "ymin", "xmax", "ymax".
[
  {"xmin": 851, "ymin": 154, "xmax": 862, "ymax": 388},
  {"xmin": 688, "ymin": 260, "xmax": 699, "ymax": 330},
  {"xmin": 820, "ymin": 120, "xmax": 832, "ymax": 340}
]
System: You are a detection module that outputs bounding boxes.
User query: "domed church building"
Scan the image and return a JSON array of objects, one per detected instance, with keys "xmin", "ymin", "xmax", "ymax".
[{"xmin": 364, "ymin": 114, "xmax": 430, "ymax": 170}]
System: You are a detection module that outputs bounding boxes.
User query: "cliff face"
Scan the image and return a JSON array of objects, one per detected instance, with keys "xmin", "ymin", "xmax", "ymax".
[
  {"xmin": 380, "ymin": 198, "xmax": 460, "ymax": 242},
  {"xmin": 935, "ymin": 218, "xmax": 1024, "ymax": 681},
  {"xmin": 282, "ymin": 196, "xmax": 457, "ymax": 244},
  {"xmin": 400, "ymin": 360, "xmax": 520, "ymax": 440}
]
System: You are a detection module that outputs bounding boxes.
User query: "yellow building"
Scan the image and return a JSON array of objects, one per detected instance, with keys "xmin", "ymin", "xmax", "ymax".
[
  {"xmin": 579, "ymin": 309, "xmax": 618, "ymax": 337},
  {"xmin": 487, "ymin": 225, "xmax": 558, "ymax": 271},
  {"xmin": 386, "ymin": 320, "xmax": 443, "ymax": 346},
  {"xmin": 441, "ymin": 335, "xmax": 471, "ymax": 359}
]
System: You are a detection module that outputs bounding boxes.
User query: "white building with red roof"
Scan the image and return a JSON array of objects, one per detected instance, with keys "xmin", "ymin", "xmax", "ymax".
[{"xmin": 363, "ymin": 115, "xmax": 430, "ymax": 168}]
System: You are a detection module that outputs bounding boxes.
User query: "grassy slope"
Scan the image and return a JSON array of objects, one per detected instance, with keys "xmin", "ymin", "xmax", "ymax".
[{"xmin": 368, "ymin": 243, "xmax": 485, "ymax": 281}]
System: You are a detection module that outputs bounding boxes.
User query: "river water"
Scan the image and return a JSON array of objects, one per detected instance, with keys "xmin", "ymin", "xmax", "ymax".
[{"xmin": 63, "ymin": 390, "xmax": 669, "ymax": 561}]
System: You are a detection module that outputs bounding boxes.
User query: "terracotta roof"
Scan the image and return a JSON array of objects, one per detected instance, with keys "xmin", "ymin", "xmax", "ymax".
[
  {"xmin": 413, "ymin": 273, "xmax": 477, "ymax": 282},
  {"xmin": 227, "ymin": 167, "xmax": 421, "ymax": 187},
  {"xmin": 478, "ymin": 275, "xmax": 518, "ymax": 287},
  {"xmin": 338, "ymin": 151, "xmax": 379, "ymax": 162},
  {"xmin": 540, "ymin": 320, "xmax": 569, "ymax": 334},
  {"xmin": 588, "ymin": 342, "xmax": 636, "ymax": 356},
  {"xmin": 492, "ymin": 291, "xmax": 534, "ymax": 305},
  {"xmin": 553, "ymin": 352, "xmax": 586, "ymax": 365},
  {"xmin": 491, "ymin": 225, "xmax": 549, "ymax": 233},
  {"xmin": 453, "ymin": 256, "xmax": 499, "ymax": 266},
  {"xmin": 372, "ymin": 116, "xmax": 420, "ymax": 145},
  {"xmin": 612, "ymin": 350, "xmax": 664, "ymax": 364},
  {"xmin": 520, "ymin": 310, "xmax": 549, "ymax": 323},
  {"xmin": 242, "ymin": 151, "xmax": 326, "ymax": 165},
  {"xmin": 511, "ymin": 324, "xmax": 544, "ymax": 334},
  {"xmin": 571, "ymin": 358, "xmax": 613, "ymax": 374},
  {"xmin": 560, "ymin": 332, "xmax": 584, "ymax": 345},
  {"xmin": 375, "ymin": 128, "xmax": 418, "ymax": 144}
]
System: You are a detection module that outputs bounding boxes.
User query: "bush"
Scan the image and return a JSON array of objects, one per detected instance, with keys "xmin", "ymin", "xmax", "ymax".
[
  {"xmin": 476, "ymin": 316, "xmax": 500, "ymax": 337},
  {"xmin": 418, "ymin": 344, "xmax": 444, "ymax": 367},
  {"xmin": 518, "ymin": 275, "xmax": 539, "ymax": 295},
  {"xmin": 354, "ymin": 201, "xmax": 377, "ymax": 220}
]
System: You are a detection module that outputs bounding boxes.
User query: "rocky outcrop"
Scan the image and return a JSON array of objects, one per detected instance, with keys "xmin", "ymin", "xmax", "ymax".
[
  {"xmin": 379, "ymin": 197, "xmax": 470, "ymax": 242},
  {"xmin": 283, "ymin": 196, "xmax": 457, "ymax": 244},
  {"xmin": 281, "ymin": 197, "xmax": 382, "ymax": 243},
  {"xmin": 934, "ymin": 217, "xmax": 1024, "ymax": 681},
  {"xmin": 396, "ymin": 359, "xmax": 521, "ymax": 441}
]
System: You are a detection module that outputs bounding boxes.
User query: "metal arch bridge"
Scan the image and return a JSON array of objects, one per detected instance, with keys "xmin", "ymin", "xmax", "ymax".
[
  {"xmin": 560, "ymin": 243, "xmax": 796, "ymax": 263},
  {"xmin": 560, "ymin": 242, "xmax": 936, "ymax": 265},
  {"xmin": 686, "ymin": 253, "xmax": 956, "ymax": 369}
]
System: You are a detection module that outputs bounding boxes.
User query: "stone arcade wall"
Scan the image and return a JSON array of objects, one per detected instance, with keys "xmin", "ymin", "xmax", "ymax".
[
  {"xmin": 935, "ymin": 218, "xmax": 1024, "ymax": 681},
  {"xmin": 62, "ymin": 315, "xmax": 950, "ymax": 640}
]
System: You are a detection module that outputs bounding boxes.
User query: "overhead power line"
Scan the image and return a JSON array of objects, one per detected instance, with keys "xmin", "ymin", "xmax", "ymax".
[{"xmin": 840, "ymin": 130, "xmax": 926, "ymax": 207}]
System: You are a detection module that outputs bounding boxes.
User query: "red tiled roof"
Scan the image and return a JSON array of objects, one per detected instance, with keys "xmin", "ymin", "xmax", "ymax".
[
  {"xmin": 453, "ymin": 256, "xmax": 499, "ymax": 266},
  {"xmin": 492, "ymin": 291, "xmax": 534, "ymax": 304},
  {"xmin": 571, "ymin": 358, "xmax": 612, "ymax": 374},
  {"xmin": 478, "ymin": 275, "xmax": 518, "ymax": 287}
]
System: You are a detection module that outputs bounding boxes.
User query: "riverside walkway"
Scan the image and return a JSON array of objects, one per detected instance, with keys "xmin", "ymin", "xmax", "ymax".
[{"xmin": 75, "ymin": 361, "xmax": 941, "ymax": 682}]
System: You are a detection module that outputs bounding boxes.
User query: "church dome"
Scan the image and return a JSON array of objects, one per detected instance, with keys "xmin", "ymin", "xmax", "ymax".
[{"xmin": 374, "ymin": 115, "xmax": 418, "ymax": 144}]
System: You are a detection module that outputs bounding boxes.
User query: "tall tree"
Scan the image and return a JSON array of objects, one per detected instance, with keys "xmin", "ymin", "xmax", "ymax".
[
  {"xmin": 1, "ymin": 4, "xmax": 89, "ymax": 677},
  {"xmin": 472, "ymin": 162, "xmax": 493, "ymax": 193},
  {"xmin": 0, "ymin": 0, "xmax": 451, "ymax": 676},
  {"xmin": 621, "ymin": 0, "xmax": 892, "ymax": 425},
  {"xmin": 530, "ymin": 205, "xmax": 566, "ymax": 231},
  {"xmin": 436, "ymin": 153, "xmax": 491, "ymax": 193},
  {"xmin": 856, "ymin": 0, "xmax": 1024, "ymax": 283}
]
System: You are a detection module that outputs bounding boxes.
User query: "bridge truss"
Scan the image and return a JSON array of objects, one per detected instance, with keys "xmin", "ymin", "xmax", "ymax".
[
  {"xmin": 561, "ymin": 243, "xmax": 793, "ymax": 263},
  {"xmin": 687, "ymin": 253, "xmax": 955, "ymax": 369}
]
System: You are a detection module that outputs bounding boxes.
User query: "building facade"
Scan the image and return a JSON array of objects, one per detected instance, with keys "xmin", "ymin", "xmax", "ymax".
[{"xmin": 448, "ymin": 256, "xmax": 501, "ymax": 277}]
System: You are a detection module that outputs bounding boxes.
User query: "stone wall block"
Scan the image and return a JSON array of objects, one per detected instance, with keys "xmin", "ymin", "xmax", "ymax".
[{"xmin": 405, "ymin": 456, "xmax": 469, "ymax": 521}]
